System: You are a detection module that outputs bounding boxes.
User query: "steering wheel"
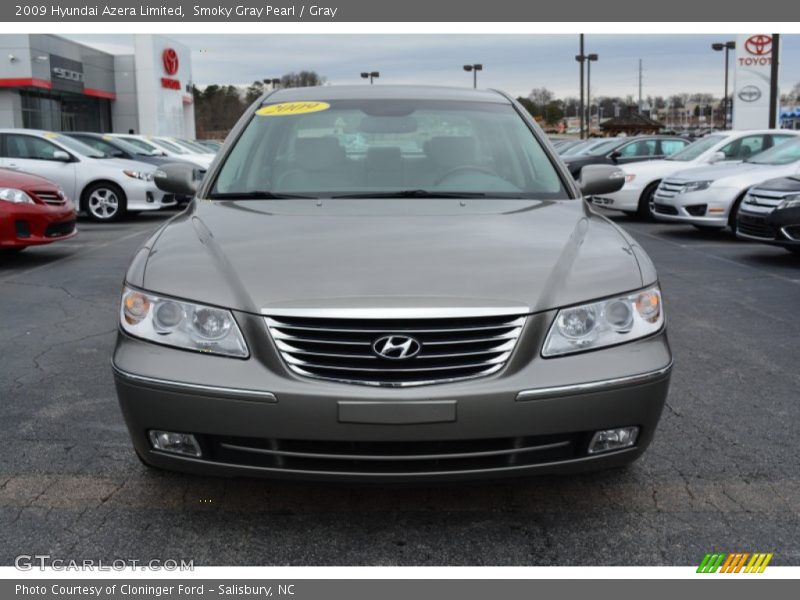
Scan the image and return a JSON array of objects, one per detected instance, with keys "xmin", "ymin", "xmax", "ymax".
[{"xmin": 434, "ymin": 165, "xmax": 500, "ymax": 186}]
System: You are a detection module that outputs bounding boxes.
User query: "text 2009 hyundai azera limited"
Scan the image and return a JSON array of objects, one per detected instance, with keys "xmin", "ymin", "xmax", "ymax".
[{"xmin": 112, "ymin": 86, "xmax": 672, "ymax": 481}]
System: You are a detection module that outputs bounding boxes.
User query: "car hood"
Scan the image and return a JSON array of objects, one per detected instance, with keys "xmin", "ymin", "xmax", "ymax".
[
  {"xmin": 666, "ymin": 162, "xmax": 788, "ymax": 183},
  {"xmin": 140, "ymin": 198, "xmax": 647, "ymax": 315},
  {"xmin": 751, "ymin": 176, "xmax": 800, "ymax": 192}
]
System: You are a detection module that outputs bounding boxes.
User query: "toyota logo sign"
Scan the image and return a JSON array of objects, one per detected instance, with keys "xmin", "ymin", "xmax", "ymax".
[
  {"xmin": 745, "ymin": 35, "xmax": 772, "ymax": 56},
  {"xmin": 738, "ymin": 85, "xmax": 762, "ymax": 103},
  {"xmin": 162, "ymin": 48, "xmax": 179, "ymax": 75}
]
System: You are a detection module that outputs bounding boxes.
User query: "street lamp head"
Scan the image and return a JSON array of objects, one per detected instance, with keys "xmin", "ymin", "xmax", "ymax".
[
  {"xmin": 371, "ymin": 71, "xmax": 380, "ymax": 78},
  {"xmin": 725, "ymin": 41, "xmax": 736, "ymax": 50},
  {"xmin": 360, "ymin": 72, "xmax": 369, "ymax": 79},
  {"xmin": 463, "ymin": 65, "xmax": 473, "ymax": 72},
  {"xmin": 711, "ymin": 43, "xmax": 725, "ymax": 51},
  {"xmin": 587, "ymin": 53, "xmax": 599, "ymax": 61},
  {"xmin": 575, "ymin": 54, "xmax": 585, "ymax": 62},
  {"xmin": 474, "ymin": 64, "xmax": 483, "ymax": 71}
]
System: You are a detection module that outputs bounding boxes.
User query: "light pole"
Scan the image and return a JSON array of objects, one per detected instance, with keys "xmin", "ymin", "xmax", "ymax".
[
  {"xmin": 360, "ymin": 71, "xmax": 380, "ymax": 84},
  {"xmin": 575, "ymin": 34, "xmax": 585, "ymax": 139},
  {"xmin": 586, "ymin": 53, "xmax": 598, "ymax": 134},
  {"xmin": 463, "ymin": 64, "xmax": 483, "ymax": 88},
  {"xmin": 711, "ymin": 41, "xmax": 735, "ymax": 129}
]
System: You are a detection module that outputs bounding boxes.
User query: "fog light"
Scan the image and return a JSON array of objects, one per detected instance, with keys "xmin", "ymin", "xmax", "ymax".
[
  {"xmin": 148, "ymin": 430, "xmax": 202, "ymax": 457},
  {"xmin": 588, "ymin": 426, "xmax": 639, "ymax": 454}
]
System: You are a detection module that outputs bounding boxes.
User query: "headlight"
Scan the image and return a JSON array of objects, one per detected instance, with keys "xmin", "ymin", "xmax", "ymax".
[
  {"xmin": 119, "ymin": 286, "xmax": 248, "ymax": 358},
  {"xmin": 681, "ymin": 180, "xmax": 712, "ymax": 193},
  {"xmin": 778, "ymin": 193, "xmax": 800, "ymax": 209},
  {"xmin": 0, "ymin": 188, "xmax": 34, "ymax": 204},
  {"xmin": 542, "ymin": 285, "xmax": 664, "ymax": 357},
  {"xmin": 123, "ymin": 170, "xmax": 154, "ymax": 181}
]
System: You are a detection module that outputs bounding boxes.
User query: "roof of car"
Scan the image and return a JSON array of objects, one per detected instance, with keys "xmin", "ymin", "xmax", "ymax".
[{"xmin": 262, "ymin": 85, "xmax": 511, "ymax": 104}]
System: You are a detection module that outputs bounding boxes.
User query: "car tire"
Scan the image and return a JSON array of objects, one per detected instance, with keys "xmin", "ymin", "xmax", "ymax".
[
  {"xmin": 1, "ymin": 246, "xmax": 26, "ymax": 254},
  {"xmin": 82, "ymin": 182, "xmax": 127, "ymax": 222},
  {"xmin": 786, "ymin": 247, "xmax": 800, "ymax": 255},
  {"xmin": 636, "ymin": 181, "xmax": 660, "ymax": 220},
  {"xmin": 728, "ymin": 192, "xmax": 747, "ymax": 236}
]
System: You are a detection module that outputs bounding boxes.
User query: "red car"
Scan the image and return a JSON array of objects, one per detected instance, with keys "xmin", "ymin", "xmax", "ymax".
[{"xmin": 0, "ymin": 168, "xmax": 77, "ymax": 252}]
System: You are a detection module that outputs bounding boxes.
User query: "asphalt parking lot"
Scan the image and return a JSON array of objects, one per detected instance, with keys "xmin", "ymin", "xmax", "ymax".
[{"xmin": 1, "ymin": 208, "xmax": 799, "ymax": 566}]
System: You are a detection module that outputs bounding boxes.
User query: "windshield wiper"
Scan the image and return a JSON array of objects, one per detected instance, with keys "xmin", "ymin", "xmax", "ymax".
[
  {"xmin": 331, "ymin": 190, "xmax": 491, "ymax": 199},
  {"xmin": 207, "ymin": 191, "xmax": 318, "ymax": 200}
]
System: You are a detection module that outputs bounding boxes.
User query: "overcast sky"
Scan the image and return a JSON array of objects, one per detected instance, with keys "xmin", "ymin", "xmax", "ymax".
[{"xmin": 65, "ymin": 34, "xmax": 800, "ymax": 100}]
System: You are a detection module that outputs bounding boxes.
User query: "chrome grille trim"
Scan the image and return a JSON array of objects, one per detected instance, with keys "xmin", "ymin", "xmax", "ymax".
[
  {"xmin": 655, "ymin": 179, "xmax": 687, "ymax": 199},
  {"xmin": 265, "ymin": 313, "xmax": 527, "ymax": 387},
  {"xmin": 32, "ymin": 190, "xmax": 66, "ymax": 205}
]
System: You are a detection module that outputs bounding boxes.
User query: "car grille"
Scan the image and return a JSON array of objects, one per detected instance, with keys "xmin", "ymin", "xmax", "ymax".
[
  {"xmin": 205, "ymin": 432, "xmax": 586, "ymax": 475},
  {"xmin": 742, "ymin": 189, "xmax": 787, "ymax": 214},
  {"xmin": 653, "ymin": 203, "xmax": 679, "ymax": 215},
  {"xmin": 265, "ymin": 313, "xmax": 527, "ymax": 387},
  {"xmin": 31, "ymin": 190, "xmax": 66, "ymax": 205},
  {"xmin": 737, "ymin": 215, "xmax": 775, "ymax": 240},
  {"xmin": 655, "ymin": 179, "xmax": 686, "ymax": 199},
  {"xmin": 45, "ymin": 220, "xmax": 76, "ymax": 237}
]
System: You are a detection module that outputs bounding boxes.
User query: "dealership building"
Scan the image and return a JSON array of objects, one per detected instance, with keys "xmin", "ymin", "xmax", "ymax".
[{"xmin": 0, "ymin": 34, "xmax": 195, "ymax": 137}]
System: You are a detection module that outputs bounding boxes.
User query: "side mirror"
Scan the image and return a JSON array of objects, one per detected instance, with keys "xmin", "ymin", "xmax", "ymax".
[
  {"xmin": 578, "ymin": 164, "xmax": 625, "ymax": 197},
  {"xmin": 52, "ymin": 150, "xmax": 71, "ymax": 162},
  {"xmin": 608, "ymin": 150, "xmax": 621, "ymax": 162},
  {"xmin": 709, "ymin": 151, "xmax": 727, "ymax": 164},
  {"xmin": 154, "ymin": 162, "xmax": 200, "ymax": 197}
]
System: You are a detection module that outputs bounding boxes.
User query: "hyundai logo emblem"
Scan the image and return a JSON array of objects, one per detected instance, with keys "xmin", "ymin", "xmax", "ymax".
[
  {"xmin": 738, "ymin": 85, "xmax": 762, "ymax": 103},
  {"xmin": 372, "ymin": 335, "xmax": 422, "ymax": 360}
]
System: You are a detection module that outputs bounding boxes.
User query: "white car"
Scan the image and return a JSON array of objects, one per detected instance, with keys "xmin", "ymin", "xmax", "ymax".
[
  {"xmin": 112, "ymin": 134, "xmax": 214, "ymax": 169},
  {"xmin": 0, "ymin": 129, "xmax": 174, "ymax": 222},
  {"xmin": 594, "ymin": 129, "xmax": 800, "ymax": 217},
  {"xmin": 652, "ymin": 136, "xmax": 800, "ymax": 231}
]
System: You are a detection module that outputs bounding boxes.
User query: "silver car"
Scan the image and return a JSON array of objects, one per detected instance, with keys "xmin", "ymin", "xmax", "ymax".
[
  {"xmin": 113, "ymin": 86, "xmax": 672, "ymax": 482},
  {"xmin": 0, "ymin": 129, "xmax": 173, "ymax": 222}
]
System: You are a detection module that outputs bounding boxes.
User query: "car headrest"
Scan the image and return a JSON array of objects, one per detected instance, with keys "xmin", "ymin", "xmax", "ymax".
[
  {"xmin": 294, "ymin": 137, "xmax": 345, "ymax": 171},
  {"xmin": 427, "ymin": 136, "xmax": 477, "ymax": 168}
]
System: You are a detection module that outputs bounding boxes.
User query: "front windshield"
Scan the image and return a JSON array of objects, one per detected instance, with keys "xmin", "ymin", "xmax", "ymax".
[
  {"xmin": 560, "ymin": 140, "xmax": 593, "ymax": 156},
  {"xmin": 51, "ymin": 134, "xmax": 105, "ymax": 158},
  {"xmin": 74, "ymin": 135, "xmax": 145, "ymax": 158},
  {"xmin": 585, "ymin": 139, "xmax": 624, "ymax": 156},
  {"xmin": 121, "ymin": 137, "xmax": 161, "ymax": 155},
  {"xmin": 173, "ymin": 138, "xmax": 212, "ymax": 154},
  {"xmin": 151, "ymin": 138, "xmax": 189, "ymax": 154},
  {"xmin": 211, "ymin": 99, "xmax": 568, "ymax": 199},
  {"xmin": 746, "ymin": 138, "xmax": 800, "ymax": 165},
  {"xmin": 666, "ymin": 134, "xmax": 725, "ymax": 161}
]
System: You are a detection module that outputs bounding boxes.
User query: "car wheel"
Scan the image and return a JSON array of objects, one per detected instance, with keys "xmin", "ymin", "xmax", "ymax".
[
  {"xmin": 82, "ymin": 182, "xmax": 127, "ymax": 222},
  {"xmin": 728, "ymin": 192, "xmax": 747, "ymax": 235},
  {"xmin": 0, "ymin": 247, "xmax": 26, "ymax": 255},
  {"xmin": 636, "ymin": 181, "xmax": 660, "ymax": 220},
  {"xmin": 786, "ymin": 247, "xmax": 800, "ymax": 255}
]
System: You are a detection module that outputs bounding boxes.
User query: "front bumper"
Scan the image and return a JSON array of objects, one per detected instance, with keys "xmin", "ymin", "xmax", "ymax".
[
  {"xmin": 651, "ymin": 186, "xmax": 739, "ymax": 227},
  {"xmin": 112, "ymin": 310, "xmax": 672, "ymax": 482},
  {"xmin": 737, "ymin": 206, "xmax": 800, "ymax": 248},
  {"xmin": 0, "ymin": 203, "xmax": 77, "ymax": 248},
  {"xmin": 592, "ymin": 185, "xmax": 643, "ymax": 212},
  {"xmin": 123, "ymin": 179, "xmax": 177, "ymax": 211}
]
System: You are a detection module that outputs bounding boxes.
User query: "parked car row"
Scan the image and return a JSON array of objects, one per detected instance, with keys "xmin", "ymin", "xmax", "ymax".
[
  {"xmin": 0, "ymin": 128, "xmax": 221, "ymax": 252},
  {"xmin": 586, "ymin": 129, "xmax": 800, "ymax": 255}
]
